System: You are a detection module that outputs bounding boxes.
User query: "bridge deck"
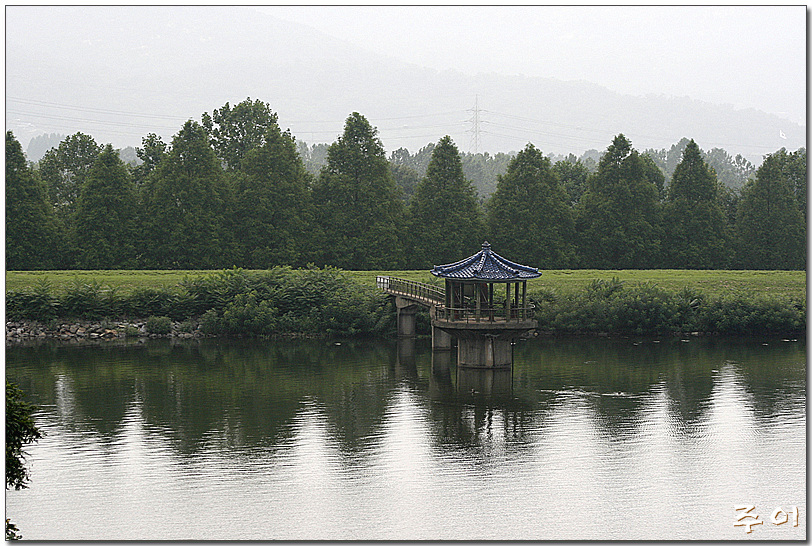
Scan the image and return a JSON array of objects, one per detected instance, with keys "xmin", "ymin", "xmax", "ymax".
[{"xmin": 376, "ymin": 276, "xmax": 444, "ymax": 307}]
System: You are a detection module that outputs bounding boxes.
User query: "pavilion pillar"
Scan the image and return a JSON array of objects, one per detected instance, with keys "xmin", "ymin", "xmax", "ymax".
[{"xmin": 506, "ymin": 282, "xmax": 512, "ymax": 318}]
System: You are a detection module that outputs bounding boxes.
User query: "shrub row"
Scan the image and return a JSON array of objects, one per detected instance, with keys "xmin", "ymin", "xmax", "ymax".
[
  {"xmin": 6, "ymin": 267, "xmax": 396, "ymax": 338},
  {"xmin": 530, "ymin": 278, "xmax": 805, "ymax": 336},
  {"xmin": 6, "ymin": 272, "xmax": 804, "ymax": 338}
]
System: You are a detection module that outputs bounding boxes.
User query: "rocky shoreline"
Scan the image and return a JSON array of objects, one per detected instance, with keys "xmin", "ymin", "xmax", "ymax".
[{"xmin": 6, "ymin": 319, "xmax": 206, "ymax": 343}]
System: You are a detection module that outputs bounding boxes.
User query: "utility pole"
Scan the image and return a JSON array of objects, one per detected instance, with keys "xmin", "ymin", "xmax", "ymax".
[{"xmin": 466, "ymin": 95, "xmax": 482, "ymax": 154}]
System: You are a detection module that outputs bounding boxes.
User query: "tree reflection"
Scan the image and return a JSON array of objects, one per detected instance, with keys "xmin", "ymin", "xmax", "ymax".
[{"xmin": 5, "ymin": 336, "xmax": 805, "ymax": 461}]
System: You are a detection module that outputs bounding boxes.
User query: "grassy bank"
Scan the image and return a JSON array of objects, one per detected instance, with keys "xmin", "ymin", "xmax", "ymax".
[
  {"xmin": 7, "ymin": 269, "xmax": 805, "ymax": 300},
  {"xmin": 5, "ymin": 268, "xmax": 806, "ymax": 337}
]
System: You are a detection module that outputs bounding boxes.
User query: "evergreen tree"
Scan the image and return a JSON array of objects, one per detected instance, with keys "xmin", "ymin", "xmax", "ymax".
[
  {"xmin": 640, "ymin": 153, "xmax": 666, "ymax": 200},
  {"xmin": 488, "ymin": 143, "xmax": 575, "ymax": 268},
  {"xmin": 237, "ymin": 124, "xmax": 312, "ymax": 267},
  {"xmin": 389, "ymin": 162, "xmax": 420, "ymax": 204},
  {"xmin": 575, "ymin": 134, "xmax": 662, "ymax": 268},
  {"xmin": 736, "ymin": 148, "xmax": 805, "ymax": 270},
  {"xmin": 202, "ymin": 98, "xmax": 279, "ymax": 171},
  {"xmin": 552, "ymin": 154, "xmax": 591, "ymax": 206},
  {"xmin": 704, "ymin": 147, "xmax": 756, "ymax": 191},
  {"xmin": 661, "ymin": 140, "xmax": 730, "ymax": 268},
  {"xmin": 783, "ymin": 147, "xmax": 807, "ymax": 223},
  {"xmin": 408, "ymin": 136, "xmax": 483, "ymax": 267},
  {"xmin": 6, "ymin": 131, "xmax": 60, "ymax": 270},
  {"xmin": 132, "ymin": 133, "xmax": 167, "ymax": 187},
  {"xmin": 312, "ymin": 112, "xmax": 405, "ymax": 269},
  {"xmin": 74, "ymin": 144, "xmax": 139, "ymax": 268},
  {"xmin": 142, "ymin": 121, "xmax": 233, "ymax": 268},
  {"xmin": 37, "ymin": 132, "xmax": 101, "ymax": 219}
]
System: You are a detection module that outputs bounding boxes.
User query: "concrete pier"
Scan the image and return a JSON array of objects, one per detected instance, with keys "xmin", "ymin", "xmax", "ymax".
[
  {"xmin": 432, "ymin": 320, "xmax": 535, "ymax": 368},
  {"xmin": 395, "ymin": 296, "xmax": 419, "ymax": 338},
  {"xmin": 431, "ymin": 326, "xmax": 453, "ymax": 350},
  {"xmin": 456, "ymin": 335, "xmax": 512, "ymax": 368}
]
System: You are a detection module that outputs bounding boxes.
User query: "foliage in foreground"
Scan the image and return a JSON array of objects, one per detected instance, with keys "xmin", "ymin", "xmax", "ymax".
[
  {"xmin": 6, "ymin": 381, "xmax": 43, "ymax": 540},
  {"xmin": 5, "ymin": 269, "xmax": 805, "ymax": 337}
]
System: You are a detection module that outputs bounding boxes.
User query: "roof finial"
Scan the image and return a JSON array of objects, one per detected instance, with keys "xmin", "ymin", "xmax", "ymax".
[{"xmin": 482, "ymin": 241, "xmax": 491, "ymax": 251}]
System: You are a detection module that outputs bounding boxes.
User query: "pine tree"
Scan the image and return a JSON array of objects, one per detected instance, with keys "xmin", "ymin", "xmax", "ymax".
[
  {"xmin": 312, "ymin": 112, "xmax": 405, "ymax": 269},
  {"xmin": 237, "ymin": 124, "xmax": 312, "ymax": 267},
  {"xmin": 141, "ymin": 121, "xmax": 233, "ymax": 268},
  {"xmin": 408, "ymin": 136, "xmax": 482, "ymax": 267},
  {"xmin": 736, "ymin": 148, "xmax": 805, "ymax": 270},
  {"xmin": 6, "ymin": 131, "xmax": 60, "ymax": 270},
  {"xmin": 74, "ymin": 144, "xmax": 139, "ymax": 268},
  {"xmin": 575, "ymin": 134, "xmax": 661, "ymax": 268},
  {"xmin": 488, "ymin": 143, "xmax": 575, "ymax": 267},
  {"xmin": 661, "ymin": 140, "xmax": 730, "ymax": 268}
]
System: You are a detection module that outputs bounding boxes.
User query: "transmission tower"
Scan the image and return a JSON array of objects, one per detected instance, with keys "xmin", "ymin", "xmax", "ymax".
[{"xmin": 466, "ymin": 95, "xmax": 482, "ymax": 153}]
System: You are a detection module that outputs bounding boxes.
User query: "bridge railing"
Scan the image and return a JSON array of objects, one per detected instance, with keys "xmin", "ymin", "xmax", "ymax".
[
  {"xmin": 377, "ymin": 276, "xmax": 444, "ymax": 305},
  {"xmin": 433, "ymin": 304, "xmax": 535, "ymax": 323}
]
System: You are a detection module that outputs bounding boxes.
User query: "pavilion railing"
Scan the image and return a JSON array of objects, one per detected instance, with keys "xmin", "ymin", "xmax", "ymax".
[
  {"xmin": 433, "ymin": 304, "xmax": 535, "ymax": 323},
  {"xmin": 376, "ymin": 276, "xmax": 444, "ymax": 306},
  {"xmin": 378, "ymin": 276, "xmax": 534, "ymax": 323}
]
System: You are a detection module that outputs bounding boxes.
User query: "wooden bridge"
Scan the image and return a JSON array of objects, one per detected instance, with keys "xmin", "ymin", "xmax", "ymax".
[
  {"xmin": 376, "ymin": 276, "xmax": 535, "ymax": 324},
  {"xmin": 376, "ymin": 276, "xmax": 444, "ymax": 308}
]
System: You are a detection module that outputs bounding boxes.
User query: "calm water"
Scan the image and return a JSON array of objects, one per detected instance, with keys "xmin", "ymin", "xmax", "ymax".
[{"xmin": 5, "ymin": 336, "xmax": 806, "ymax": 540}]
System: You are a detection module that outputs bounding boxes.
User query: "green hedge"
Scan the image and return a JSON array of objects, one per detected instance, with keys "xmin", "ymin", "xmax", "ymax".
[
  {"xmin": 6, "ymin": 267, "xmax": 396, "ymax": 338},
  {"xmin": 5, "ymin": 270, "xmax": 804, "ymax": 337},
  {"xmin": 530, "ymin": 278, "xmax": 805, "ymax": 336}
]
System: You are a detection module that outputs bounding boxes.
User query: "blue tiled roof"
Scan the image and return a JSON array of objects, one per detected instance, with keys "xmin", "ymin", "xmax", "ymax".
[{"xmin": 431, "ymin": 242, "xmax": 541, "ymax": 281}]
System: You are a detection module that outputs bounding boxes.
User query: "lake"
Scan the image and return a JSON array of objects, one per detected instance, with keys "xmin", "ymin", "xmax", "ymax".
[{"xmin": 5, "ymin": 336, "xmax": 806, "ymax": 540}]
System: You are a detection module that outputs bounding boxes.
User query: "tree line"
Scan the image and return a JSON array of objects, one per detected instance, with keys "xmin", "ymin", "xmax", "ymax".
[{"xmin": 6, "ymin": 97, "xmax": 806, "ymax": 271}]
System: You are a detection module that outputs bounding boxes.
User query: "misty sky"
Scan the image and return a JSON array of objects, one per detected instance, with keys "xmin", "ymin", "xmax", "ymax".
[
  {"xmin": 269, "ymin": 5, "xmax": 806, "ymax": 125},
  {"xmin": 5, "ymin": 4, "xmax": 806, "ymax": 158}
]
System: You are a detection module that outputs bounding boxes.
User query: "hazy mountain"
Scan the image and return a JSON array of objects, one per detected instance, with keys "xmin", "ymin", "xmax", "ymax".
[{"xmin": 7, "ymin": 6, "xmax": 804, "ymax": 165}]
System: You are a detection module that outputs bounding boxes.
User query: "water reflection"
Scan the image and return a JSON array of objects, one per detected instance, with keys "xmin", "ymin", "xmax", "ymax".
[
  {"xmin": 6, "ymin": 336, "xmax": 805, "ymax": 540},
  {"xmin": 7, "ymin": 336, "xmax": 806, "ymax": 456}
]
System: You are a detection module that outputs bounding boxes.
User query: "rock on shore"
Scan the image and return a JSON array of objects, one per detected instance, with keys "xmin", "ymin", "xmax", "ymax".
[{"xmin": 6, "ymin": 320, "xmax": 205, "ymax": 343}]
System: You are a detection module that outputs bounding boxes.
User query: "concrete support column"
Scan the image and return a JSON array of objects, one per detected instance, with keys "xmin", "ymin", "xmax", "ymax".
[
  {"xmin": 395, "ymin": 296, "xmax": 418, "ymax": 338},
  {"xmin": 457, "ymin": 335, "xmax": 513, "ymax": 368},
  {"xmin": 431, "ymin": 326, "xmax": 453, "ymax": 350}
]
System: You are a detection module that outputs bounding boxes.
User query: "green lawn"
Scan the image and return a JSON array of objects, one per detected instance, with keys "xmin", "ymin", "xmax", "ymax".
[
  {"xmin": 5, "ymin": 269, "xmax": 806, "ymax": 301},
  {"xmin": 4, "ymin": 270, "xmax": 214, "ymax": 293},
  {"xmin": 524, "ymin": 269, "xmax": 806, "ymax": 299}
]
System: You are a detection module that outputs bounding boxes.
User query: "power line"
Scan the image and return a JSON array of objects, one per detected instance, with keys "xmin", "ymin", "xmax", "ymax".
[
  {"xmin": 8, "ymin": 96, "xmax": 784, "ymax": 155},
  {"xmin": 466, "ymin": 95, "xmax": 482, "ymax": 153},
  {"xmin": 7, "ymin": 96, "xmax": 191, "ymax": 122},
  {"xmin": 6, "ymin": 109, "xmax": 181, "ymax": 131}
]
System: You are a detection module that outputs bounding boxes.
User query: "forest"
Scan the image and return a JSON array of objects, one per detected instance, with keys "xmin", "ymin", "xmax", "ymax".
[{"xmin": 6, "ymin": 97, "xmax": 807, "ymax": 272}]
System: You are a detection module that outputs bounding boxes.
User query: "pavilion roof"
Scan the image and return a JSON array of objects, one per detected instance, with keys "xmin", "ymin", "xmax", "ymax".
[{"xmin": 430, "ymin": 242, "xmax": 541, "ymax": 281}]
